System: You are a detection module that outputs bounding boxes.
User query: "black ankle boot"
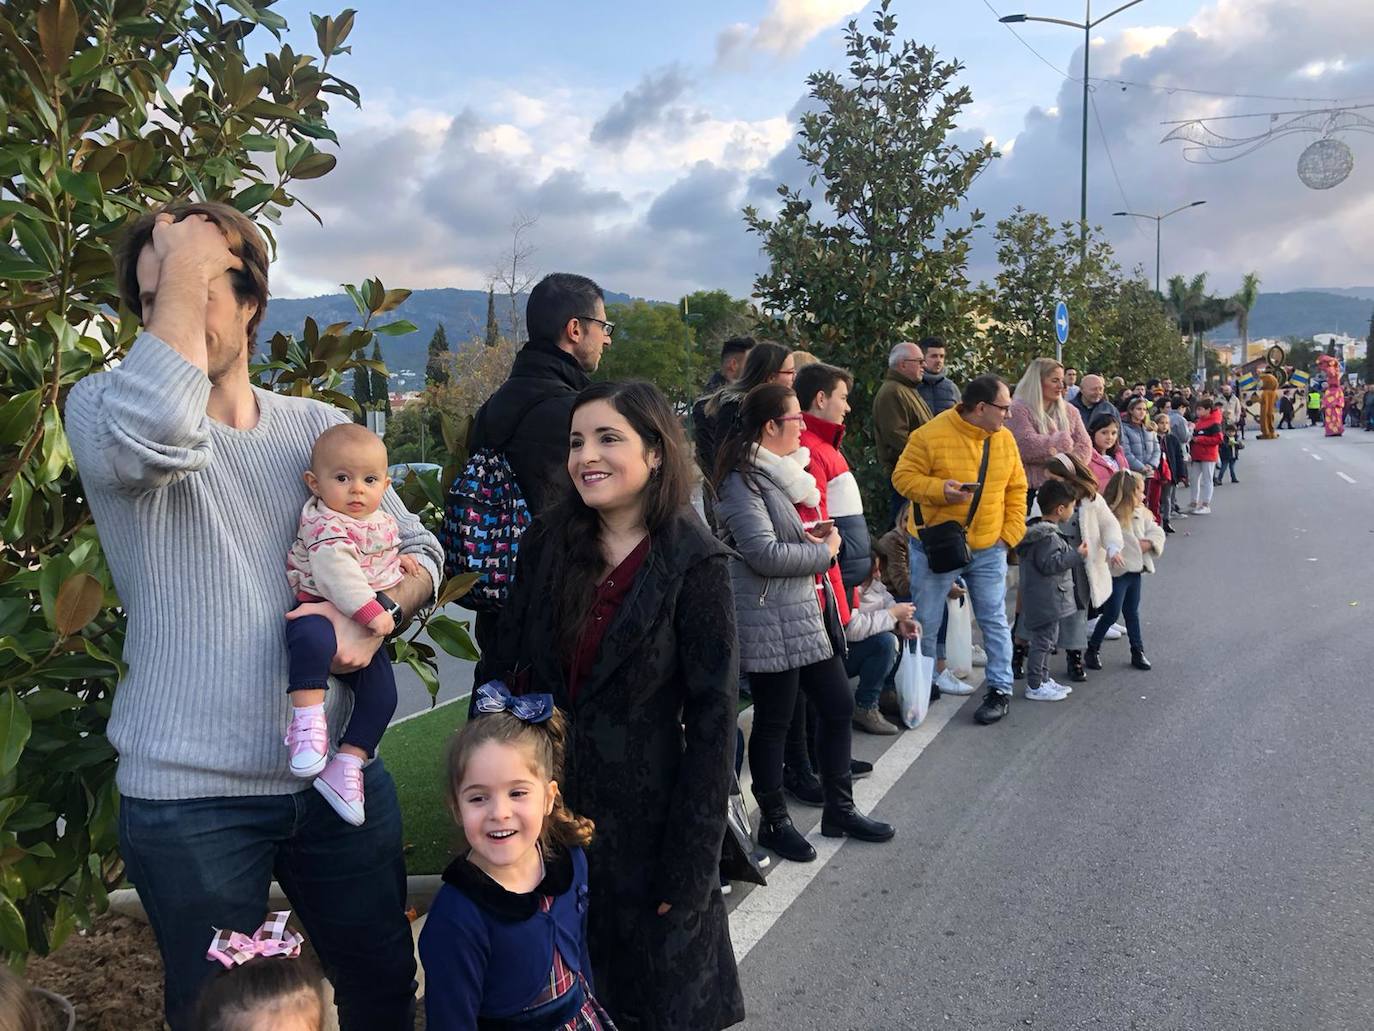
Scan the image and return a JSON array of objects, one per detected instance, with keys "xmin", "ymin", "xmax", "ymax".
[
  {"xmin": 754, "ymin": 789, "xmax": 816, "ymax": 862},
  {"xmin": 1085, "ymin": 647, "xmax": 1102, "ymax": 671},
  {"xmin": 1012, "ymin": 641, "xmax": 1028, "ymax": 680},
  {"xmin": 1066, "ymin": 650, "xmax": 1087, "ymax": 682},
  {"xmin": 1131, "ymin": 648, "xmax": 1152, "ymax": 671},
  {"xmin": 782, "ymin": 762, "xmax": 823, "ymax": 807},
  {"xmin": 820, "ymin": 774, "xmax": 895, "ymax": 842}
]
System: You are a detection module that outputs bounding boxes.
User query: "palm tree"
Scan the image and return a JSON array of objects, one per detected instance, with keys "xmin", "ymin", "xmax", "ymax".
[
  {"xmin": 1166, "ymin": 273, "xmax": 1239, "ymax": 382},
  {"xmin": 1232, "ymin": 271, "xmax": 1262, "ymax": 361}
]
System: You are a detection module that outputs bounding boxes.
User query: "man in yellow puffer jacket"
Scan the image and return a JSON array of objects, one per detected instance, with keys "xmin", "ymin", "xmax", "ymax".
[{"xmin": 892, "ymin": 374, "xmax": 1028, "ymax": 726}]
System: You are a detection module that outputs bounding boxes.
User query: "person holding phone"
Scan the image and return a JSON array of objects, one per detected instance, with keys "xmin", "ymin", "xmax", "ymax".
[{"xmin": 714, "ymin": 384, "xmax": 895, "ymax": 863}]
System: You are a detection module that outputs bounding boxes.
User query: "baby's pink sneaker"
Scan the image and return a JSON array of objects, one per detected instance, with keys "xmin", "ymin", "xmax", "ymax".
[
  {"xmin": 314, "ymin": 754, "xmax": 365, "ymax": 826},
  {"xmin": 285, "ymin": 705, "xmax": 328, "ymax": 778}
]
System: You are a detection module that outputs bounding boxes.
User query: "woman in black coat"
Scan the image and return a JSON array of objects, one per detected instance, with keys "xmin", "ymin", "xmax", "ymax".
[{"xmin": 489, "ymin": 380, "xmax": 744, "ymax": 1031}]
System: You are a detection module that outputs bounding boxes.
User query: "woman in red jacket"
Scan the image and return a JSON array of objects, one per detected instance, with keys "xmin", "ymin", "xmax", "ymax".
[{"xmin": 1187, "ymin": 398, "xmax": 1223, "ymax": 515}]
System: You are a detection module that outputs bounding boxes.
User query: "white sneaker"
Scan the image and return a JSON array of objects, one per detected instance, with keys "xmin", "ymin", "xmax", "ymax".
[
  {"xmin": 1103, "ymin": 623, "xmax": 1123, "ymax": 641},
  {"xmin": 935, "ymin": 668, "xmax": 975, "ymax": 696},
  {"xmin": 1025, "ymin": 683, "xmax": 1069, "ymax": 702},
  {"xmin": 1194, "ymin": 505, "xmax": 1212, "ymax": 515},
  {"xmin": 971, "ymin": 644, "xmax": 988, "ymax": 667},
  {"xmin": 1043, "ymin": 676, "xmax": 1072, "ymax": 696}
]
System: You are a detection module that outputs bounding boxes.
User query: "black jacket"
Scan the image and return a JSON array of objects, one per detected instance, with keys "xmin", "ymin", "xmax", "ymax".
[
  {"xmin": 489, "ymin": 508, "xmax": 745, "ymax": 1030},
  {"xmin": 468, "ymin": 340, "xmax": 590, "ymax": 517},
  {"xmin": 1072, "ymin": 394, "xmax": 1120, "ymax": 431},
  {"xmin": 1159, "ymin": 431, "xmax": 1188, "ymax": 484},
  {"xmin": 917, "ymin": 372, "xmax": 961, "ymax": 415}
]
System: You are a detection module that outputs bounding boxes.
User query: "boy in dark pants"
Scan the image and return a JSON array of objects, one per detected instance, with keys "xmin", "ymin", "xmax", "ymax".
[{"xmin": 1015, "ymin": 480, "xmax": 1088, "ymax": 703}]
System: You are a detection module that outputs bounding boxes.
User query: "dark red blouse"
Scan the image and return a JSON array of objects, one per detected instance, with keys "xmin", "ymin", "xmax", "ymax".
[{"xmin": 566, "ymin": 534, "xmax": 651, "ymax": 702}]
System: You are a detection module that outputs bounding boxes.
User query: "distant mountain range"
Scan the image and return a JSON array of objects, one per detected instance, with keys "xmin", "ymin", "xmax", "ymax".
[
  {"xmin": 256, "ymin": 287, "xmax": 643, "ymax": 383},
  {"xmin": 258, "ymin": 285, "xmax": 1373, "ymax": 376}
]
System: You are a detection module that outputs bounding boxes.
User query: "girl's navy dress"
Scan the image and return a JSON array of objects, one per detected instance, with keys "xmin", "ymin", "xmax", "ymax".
[{"xmin": 419, "ymin": 844, "xmax": 615, "ymax": 1030}]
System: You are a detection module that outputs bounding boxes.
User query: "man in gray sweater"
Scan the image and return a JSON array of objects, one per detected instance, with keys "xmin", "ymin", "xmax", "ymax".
[{"xmin": 66, "ymin": 203, "xmax": 442, "ymax": 1030}]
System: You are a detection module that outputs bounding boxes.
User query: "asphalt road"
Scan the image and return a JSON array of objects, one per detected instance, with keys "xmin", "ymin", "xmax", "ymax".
[{"xmin": 731, "ymin": 425, "xmax": 1374, "ymax": 1031}]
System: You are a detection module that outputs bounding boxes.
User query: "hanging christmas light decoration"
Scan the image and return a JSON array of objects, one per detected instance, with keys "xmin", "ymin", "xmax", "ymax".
[{"xmin": 1161, "ymin": 105, "xmax": 1374, "ymax": 190}]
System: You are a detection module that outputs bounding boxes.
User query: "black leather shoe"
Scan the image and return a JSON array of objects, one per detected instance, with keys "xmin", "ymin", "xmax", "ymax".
[
  {"xmin": 782, "ymin": 763, "xmax": 823, "ymax": 807},
  {"xmin": 1085, "ymin": 647, "xmax": 1103, "ymax": 671},
  {"xmin": 754, "ymin": 789, "xmax": 817, "ymax": 862},
  {"xmin": 1066, "ymin": 650, "xmax": 1088, "ymax": 683},
  {"xmin": 850, "ymin": 759, "xmax": 873, "ymax": 780},
  {"xmin": 1131, "ymin": 648, "xmax": 1152, "ymax": 671},
  {"xmin": 820, "ymin": 775, "xmax": 895, "ymax": 842},
  {"xmin": 1011, "ymin": 641, "xmax": 1028, "ymax": 680},
  {"xmin": 973, "ymin": 689, "xmax": 1009, "ymax": 725}
]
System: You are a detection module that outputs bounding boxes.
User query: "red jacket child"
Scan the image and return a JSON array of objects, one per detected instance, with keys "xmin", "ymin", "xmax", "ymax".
[{"xmin": 1189, "ymin": 405, "xmax": 1223, "ymax": 464}]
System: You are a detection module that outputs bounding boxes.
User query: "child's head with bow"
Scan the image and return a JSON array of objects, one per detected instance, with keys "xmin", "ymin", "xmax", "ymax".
[
  {"xmin": 446, "ymin": 684, "xmax": 594, "ymax": 889},
  {"xmin": 194, "ymin": 913, "xmax": 321, "ymax": 1031}
]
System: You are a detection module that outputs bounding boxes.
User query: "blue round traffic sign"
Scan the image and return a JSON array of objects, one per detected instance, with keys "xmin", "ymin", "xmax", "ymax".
[{"xmin": 1054, "ymin": 300, "xmax": 1069, "ymax": 345}]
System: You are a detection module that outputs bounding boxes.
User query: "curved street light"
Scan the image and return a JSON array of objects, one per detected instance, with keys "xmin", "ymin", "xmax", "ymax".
[
  {"xmin": 999, "ymin": 1, "xmax": 1148, "ymax": 261},
  {"xmin": 1112, "ymin": 200, "xmax": 1207, "ymax": 293}
]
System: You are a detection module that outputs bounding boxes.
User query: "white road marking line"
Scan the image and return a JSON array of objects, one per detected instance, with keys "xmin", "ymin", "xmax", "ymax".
[
  {"xmin": 1311, "ymin": 453, "xmax": 1324, "ymax": 462},
  {"xmin": 1337, "ymin": 471, "xmax": 1357, "ymax": 484},
  {"xmin": 730, "ymin": 699, "xmax": 963, "ymax": 961},
  {"xmin": 1301, "ymin": 447, "xmax": 1311, "ymax": 453},
  {"xmin": 388, "ymin": 691, "xmax": 467, "ymax": 727}
]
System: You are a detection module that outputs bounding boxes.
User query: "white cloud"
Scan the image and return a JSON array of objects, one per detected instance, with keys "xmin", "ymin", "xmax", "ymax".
[{"xmin": 716, "ymin": 0, "xmax": 868, "ymax": 65}]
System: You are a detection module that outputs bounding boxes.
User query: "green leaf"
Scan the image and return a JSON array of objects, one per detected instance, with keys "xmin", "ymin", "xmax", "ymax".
[
  {"xmin": 0, "ymin": 893, "xmax": 25, "ymax": 953},
  {"xmin": 435, "ymin": 572, "xmax": 480, "ymax": 609},
  {"xmin": 21, "ymin": 687, "xmax": 83, "ymax": 721},
  {"xmin": 426, "ymin": 615, "xmax": 480, "ymax": 661},
  {"xmin": 290, "ymin": 152, "xmax": 336, "ymax": 180},
  {"xmin": 232, "ymin": 182, "xmax": 276, "ymax": 211},
  {"xmin": 0, "ymin": 390, "xmax": 39, "ymax": 445},
  {"xmin": 0, "ymin": 689, "xmax": 33, "ymax": 776},
  {"xmin": 12, "ymin": 218, "xmax": 58, "ymax": 271},
  {"xmin": 36, "ymin": 0, "xmax": 79, "ymax": 77},
  {"xmin": 403, "ymin": 653, "xmax": 440, "ymax": 701},
  {"xmin": 372, "ymin": 319, "xmax": 416, "ymax": 337},
  {"xmin": 53, "ymin": 572, "xmax": 103, "ymax": 636}
]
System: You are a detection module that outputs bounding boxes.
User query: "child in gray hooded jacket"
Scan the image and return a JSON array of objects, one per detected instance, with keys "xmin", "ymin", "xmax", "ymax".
[{"xmin": 1015, "ymin": 478, "xmax": 1088, "ymax": 702}]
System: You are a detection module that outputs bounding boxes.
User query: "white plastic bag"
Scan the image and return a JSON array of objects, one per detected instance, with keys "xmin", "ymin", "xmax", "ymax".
[
  {"xmin": 895, "ymin": 634, "xmax": 934, "ymax": 729},
  {"xmin": 945, "ymin": 596, "xmax": 974, "ymax": 679}
]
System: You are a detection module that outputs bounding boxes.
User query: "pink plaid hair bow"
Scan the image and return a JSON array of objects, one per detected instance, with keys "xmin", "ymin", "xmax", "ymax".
[{"xmin": 207, "ymin": 911, "xmax": 304, "ymax": 969}]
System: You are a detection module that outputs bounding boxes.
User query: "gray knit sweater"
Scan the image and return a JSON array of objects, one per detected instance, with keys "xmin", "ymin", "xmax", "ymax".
[{"xmin": 66, "ymin": 334, "xmax": 443, "ymax": 800}]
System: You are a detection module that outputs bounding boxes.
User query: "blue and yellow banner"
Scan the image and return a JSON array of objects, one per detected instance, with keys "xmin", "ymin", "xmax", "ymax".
[
  {"xmin": 1235, "ymin": 372, "xmax": 1258, "ymax": 394},
  {"xmin": 1288, "ymin": 369, "xmax": 1311, "ymax": 391}
]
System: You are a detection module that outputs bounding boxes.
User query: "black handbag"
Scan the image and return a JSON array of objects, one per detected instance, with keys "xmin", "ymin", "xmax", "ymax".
[{"xmin": 911, "ymin": 438, "xmax": 992, "ymax": 575}]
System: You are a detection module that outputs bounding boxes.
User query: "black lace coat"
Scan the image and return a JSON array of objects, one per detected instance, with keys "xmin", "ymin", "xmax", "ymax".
[{"xmin": 490, "ymin": 507, "xmax": 745, "ymax": 1031}]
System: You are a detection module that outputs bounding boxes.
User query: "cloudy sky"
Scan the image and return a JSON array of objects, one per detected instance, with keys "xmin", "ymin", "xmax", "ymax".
[{"xmin": 263, "ymin": 0, "xmax": 1374, "ymax": 304}]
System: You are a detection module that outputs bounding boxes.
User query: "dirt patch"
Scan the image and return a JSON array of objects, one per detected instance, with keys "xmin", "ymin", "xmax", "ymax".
[{"xmin": 26, "ymin": 914, "xmax": 165, "ymax": 1030}]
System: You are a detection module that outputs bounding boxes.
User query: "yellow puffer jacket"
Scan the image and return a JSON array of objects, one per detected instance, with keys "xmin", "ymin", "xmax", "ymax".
[{"xmin": 891, "ymin": 407, "xmax": 1029, "ymax": 550}]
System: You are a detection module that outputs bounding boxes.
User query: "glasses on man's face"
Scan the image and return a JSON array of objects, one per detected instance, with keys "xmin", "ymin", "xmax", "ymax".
[
  {"xmin": 986, "ymin": 402, "xmax": 1012, "ymax": 414},
  {"xmin": 578, "ymin": 315, "xmax": 615, "ymax": 338}
]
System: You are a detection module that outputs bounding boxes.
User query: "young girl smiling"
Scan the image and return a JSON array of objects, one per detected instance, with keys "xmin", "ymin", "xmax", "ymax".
[{"xmin": 419, "ymin": 683, "xmax": 614, "ymax": 1030}]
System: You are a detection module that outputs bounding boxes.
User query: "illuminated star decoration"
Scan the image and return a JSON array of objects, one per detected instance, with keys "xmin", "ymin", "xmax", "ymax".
[{"xmin": 1160, "ymin": 105, "xmax": 1374, "ymax": 190}]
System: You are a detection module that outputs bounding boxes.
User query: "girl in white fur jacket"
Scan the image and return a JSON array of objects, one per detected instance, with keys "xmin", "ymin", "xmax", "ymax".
[{"xmin": 1043, "ymin": 452, "xmax": 1126, "ymax": 684}]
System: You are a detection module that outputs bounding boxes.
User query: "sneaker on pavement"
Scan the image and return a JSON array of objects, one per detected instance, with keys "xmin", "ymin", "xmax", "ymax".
[
  {"xmin": 285, "ymin": 705, "xmax": 328, "ymax": 778},
  {"xmin": 1195, "ymin": 505, "xmax": 1212, "ymax": 515},
  {"xmin": 1025, "ymin": 683, "xmax": 1069, "ymax": 702},
  {"xmin": 314, "ymin": 754, "xmax": 366, "ymax": 826},
  {"xmin": 971, "ymin": 644, "xmax": 988, "ymax": 667},
  {"xmin": 935, "ymin": 668, "xmax": 975, "ymax": 696},
  {"xmin": 1104, "ymin": 623, "xmax": 1123, "ymax": 640},
  {"xmin": 1043, "ymin": 676, "xmax": 1071, "ymax": 696},
  {"xmin": 853, "ymin": 706, "xmax": 900, "ymax": 736},
  {"xmin": 718, "ymin": 873, "xmax": 733, "ymax": 896},
  {"xmin": 974, "ymin": 689, "xmax": 1010, "ymax": 725}
]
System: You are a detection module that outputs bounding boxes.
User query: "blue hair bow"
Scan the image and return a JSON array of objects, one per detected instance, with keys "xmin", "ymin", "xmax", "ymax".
[{"xmin": 474, "ymin": 681, "xmax": 555, "ymax": 724}]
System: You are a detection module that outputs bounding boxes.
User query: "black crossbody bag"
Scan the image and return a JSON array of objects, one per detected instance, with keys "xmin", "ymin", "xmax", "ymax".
[{"xmin": 911, "ymin": 438, "xmax": 992, "ymax": 574}]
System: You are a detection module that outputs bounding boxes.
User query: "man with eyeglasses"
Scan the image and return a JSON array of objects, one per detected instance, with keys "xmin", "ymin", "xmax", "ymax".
[
  {"xmin": 892, "ymin": 375, "xmax": 1028, "ymax": 727},
  {"xmin": 873, "ymin": 341, "xmax": 935, "ymax": 527},
  {"xmin": 465, "ymin": 272, "xmax": 613, "ymax": 661}
]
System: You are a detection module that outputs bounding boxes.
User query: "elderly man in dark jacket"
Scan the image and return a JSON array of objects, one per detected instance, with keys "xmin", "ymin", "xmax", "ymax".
[
  {"xmin": 466, "ymin": 272, "xmax": 612, "ymax": 666},
  {"xmin": 1071, "ymin": 373, "xmax": 1119, "ymax": 431}
]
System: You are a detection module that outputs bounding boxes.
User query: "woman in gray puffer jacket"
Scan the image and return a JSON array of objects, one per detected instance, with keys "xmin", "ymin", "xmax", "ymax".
[{"xmin": 714, "ymin": 384, "xmax": 895, "ymax": 862}]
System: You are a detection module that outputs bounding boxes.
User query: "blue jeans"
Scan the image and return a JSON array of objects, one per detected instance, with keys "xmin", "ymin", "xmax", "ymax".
[
  {"xmin": 1088, "ymin": 572, "xmax": 1143, "ymax": 651},
  {"xmin": 909, "ymin": 538, "xmax": 1013, "ymax": 695},
  {"xmin": 844, "ymin": 630, "xmax": 901, "ymax": 709},
  {"xmin": 119, "ymin": 761, "xmax": 416, "ymax": 1031}
]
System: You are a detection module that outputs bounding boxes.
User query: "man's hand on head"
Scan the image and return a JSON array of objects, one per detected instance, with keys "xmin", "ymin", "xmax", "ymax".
[{"xmin": 150, "ymin": 213, "xmax": 242, "ymax": 281}]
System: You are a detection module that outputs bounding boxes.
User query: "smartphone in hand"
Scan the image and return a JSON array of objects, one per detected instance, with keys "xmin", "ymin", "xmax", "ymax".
[{"xmin": 805, "ymin": 519, "xmax": 835, "ymax": 537}]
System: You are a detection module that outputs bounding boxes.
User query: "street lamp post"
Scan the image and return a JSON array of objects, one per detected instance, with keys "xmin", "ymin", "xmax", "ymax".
[
  {"xmin": 1000, "ymin": 1, "xmax": 1147, "ymax": 262},
  {"xmin": 1112, "ymin": 200, "xmax": 1207, "ymax": 293}
]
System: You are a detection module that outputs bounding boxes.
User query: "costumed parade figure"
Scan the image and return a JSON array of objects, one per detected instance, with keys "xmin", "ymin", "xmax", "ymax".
[
  {"xmin": 1317, "ymin": 354, "xmax": 1345, "ymax": 437},
  {"xmin": 1257, "ymin": 373, "xmax": 1280, "ymax": 439}
]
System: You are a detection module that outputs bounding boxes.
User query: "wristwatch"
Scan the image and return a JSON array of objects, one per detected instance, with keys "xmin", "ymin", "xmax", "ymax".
[{"xmin": 375, "ymin": 591, "xmax": 405, "ymax": 638}]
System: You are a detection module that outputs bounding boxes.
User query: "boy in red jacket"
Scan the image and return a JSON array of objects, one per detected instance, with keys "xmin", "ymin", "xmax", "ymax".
[{"xmin": 1187, "ymin": 398, "xmax": 1223, "ymax": 515}]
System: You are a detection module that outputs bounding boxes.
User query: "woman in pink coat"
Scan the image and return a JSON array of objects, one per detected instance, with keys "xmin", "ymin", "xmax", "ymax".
[{"xmin": 1006, "ymin": 357, "xmax": 1092, "ymax": 510}]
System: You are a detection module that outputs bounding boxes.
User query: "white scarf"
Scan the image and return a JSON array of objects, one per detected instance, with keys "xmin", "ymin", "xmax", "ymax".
[{"xmin": 747, "ymin": 444, "xmax": 821, "ymax": 509}]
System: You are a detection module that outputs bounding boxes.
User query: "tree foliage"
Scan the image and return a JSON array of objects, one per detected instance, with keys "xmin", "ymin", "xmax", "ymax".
[
  {"xmin": 0, "ymin": 0, "xmax": 471, "ymax": 963},
  {"xmin": 596, "ymin": 301, "xmax": 697, "ymax": 406},
  {"xmin": 743, "ymin": 0, "xmax": 994, "ymax": 514},
  {"xmin": 425, "ymin": 322, "xmax": 449, "ymax": 386}
]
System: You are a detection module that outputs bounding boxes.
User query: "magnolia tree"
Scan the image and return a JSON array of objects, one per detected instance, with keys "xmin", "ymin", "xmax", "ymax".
[{"xmin": 0, "ymin": 0, "xmax": 471, "ymax": 962}]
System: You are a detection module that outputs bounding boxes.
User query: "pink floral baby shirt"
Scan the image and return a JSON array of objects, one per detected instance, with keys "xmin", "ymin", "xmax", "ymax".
[{"xmin": 286, "ymin": 497, "xmax": 404, "ymax": 625}]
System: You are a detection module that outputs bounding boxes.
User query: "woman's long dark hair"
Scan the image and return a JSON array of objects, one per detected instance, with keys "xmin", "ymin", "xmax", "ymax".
[
  {"xmin": 711, "ymin": 382, "xmax": 796, "ymax": 492},
  {"xmin": 545, "ymin": 380, "xmax": 691, "ymax": 660},
  {"xmin": 705, "ymin": 341, "xmax": 790, "ymax": 417}
]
